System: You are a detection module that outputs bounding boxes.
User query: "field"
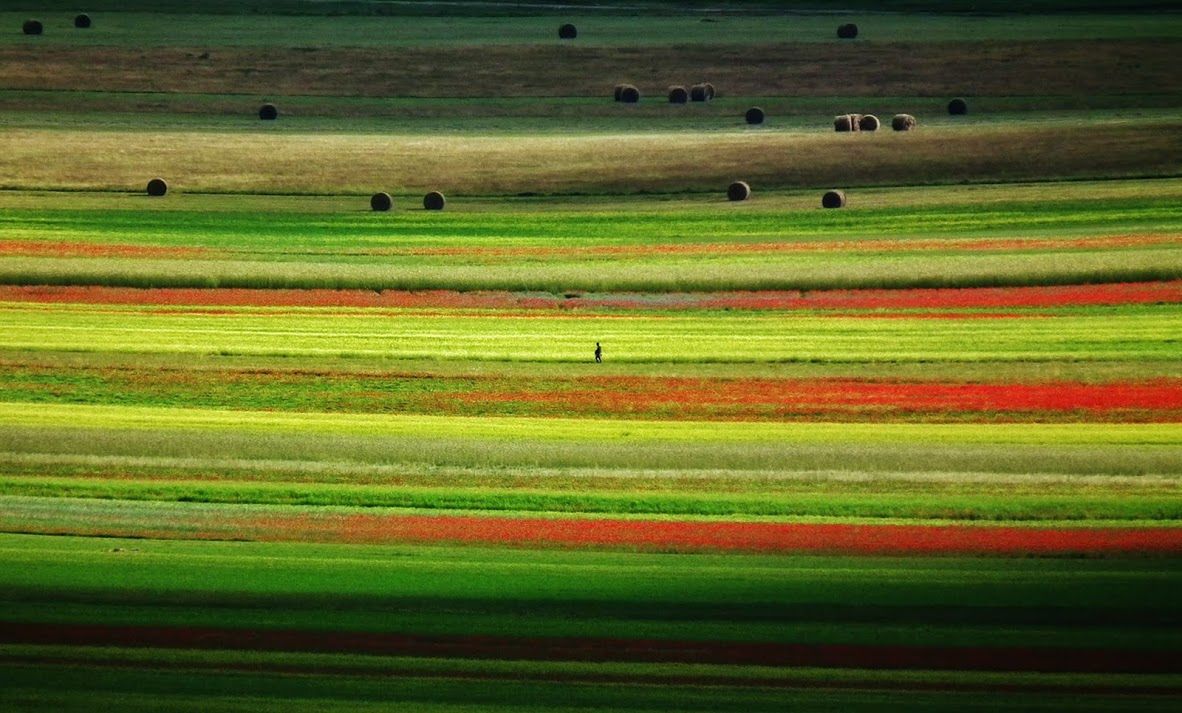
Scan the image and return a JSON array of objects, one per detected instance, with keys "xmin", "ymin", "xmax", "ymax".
[{"xmin": 0, "ymin": 1, "xmax": 1180, "ymax": 711}]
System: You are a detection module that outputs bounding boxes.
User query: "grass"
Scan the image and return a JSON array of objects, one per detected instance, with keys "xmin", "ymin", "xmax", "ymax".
[
  {"xmin": 4, "ymin": 12, "xmax": 1180, "ymax": 48},
  {"xmin": 3, "ymin": 120, "xmax": 1180, "ymax": 195}
]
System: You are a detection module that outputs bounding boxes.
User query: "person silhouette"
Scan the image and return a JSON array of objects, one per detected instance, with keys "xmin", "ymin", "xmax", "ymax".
[{"xmin": 594, "ymin": 342, "xmax": 602, "ymax": 363}]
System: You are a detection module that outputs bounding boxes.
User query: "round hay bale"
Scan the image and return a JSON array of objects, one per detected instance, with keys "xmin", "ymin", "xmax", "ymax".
[
  {"xmin": 727, "ymin": 181, "xmax": 751, "ymax": 202},
  {"xmin": 145, "ymin": 178, "xmax": 168, "ymax": 197},
  {"xmin": 613, "ymin": 84, "xmax": 625, "ymax": 101},
  {"xmin": 74, "ymin": 14, "xmax": 92, "ymax": 29},
  {"xmin": 837, "ymin": 23, "xmax": 858, "ymax": 39},
  {"xmin": 703, "ymin": 82, "xmax": 716, "ymax": 100},
  {"xmin": 370, "ymin": 192, "xmax": 393, "ymax": 212},
  {"xmin": 558, "ymin": 23, "xmax": 577, "ymax": 40},
  {"xmin": 258, "ymin": 103, "xmax": 278, "ymax": 121},
  {"xmin": 858, "ymin": 114, "xmax": 880, "ymax": 131},
  {"xmin": 690, "ymin": 84, "xmax": 707, "ymax": 102},
  {"xmin": 423, "ymin": 191, "xmax": 446, "ymax": 211},
  {"xmin": 745, "ymin": 107, "xmax": 765, "ymax": 125},
  {"xmin": 891, "ymin": 113, "xmax": 917, "ymax": 131},
  {"xmin": 822, "ymin": 190, "xmax": 847, "ymax": 209},
  {"xmin": 948, "ymin": 97, "xmax": 968, "ymax": 115},
  {"xmin": 22, "ymin": 19, "xmax": 42, "ymax": 35},
  {"xmin": 619, "ymin": 85, "xmax": 640, "ymax": 104},
  {"xmin": 667, "ymin": 85, "xmax": 688, "ymax": 104},
  {"xmin": 833, "ymin": 114, "xmax": 854, "ymax": 132}
]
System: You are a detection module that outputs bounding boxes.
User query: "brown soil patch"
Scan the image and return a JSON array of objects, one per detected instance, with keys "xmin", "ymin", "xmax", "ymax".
[{"xmin": 0, "ymin": 41, "xmax": 1176, "ymax": 97}]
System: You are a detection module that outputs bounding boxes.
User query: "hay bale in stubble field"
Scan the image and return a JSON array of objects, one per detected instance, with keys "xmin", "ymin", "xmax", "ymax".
[
  {"xmin": 370, "ymin": 192, "xmax": 392, "ymax": 211},
  {"xmin": 619, "ymin": 85, "xmax": 640, "ymax": 103},
  {"xmin": 558, "ymin": 23, "xmax": 577, "ymax": 40},
  {"xmin": 146, "ymin": 178, "xmax": 168, "ymax": 196},
  {"xmin": 22, "ymin": 19, "xmax": 42, "ymax": 35},
  {"xmin": 892, "ymin": 113, "xmax": 917, "ymax": 131},
  {"xmin": 668, "ymin": 86, "xmax": 688, "ymax": 104},
  {"xmin": 948, "ymin": 97, "xmax": 968, "ymax": 115},
  {"xmin": 703, "ymin": 82, "xmax": 716, "ymax": 100},
  {"xmin": 74, "ymin": 14, "xmax": 92, "ymax": 29},
  {"xmin": 822, "ymin": 190, "xmax": 847, "ymax": 208},
  {"xmin": 727, "ymin": 181, "xmax": 751, "ymax": 201},
  {"xmin": 258, "ymin": 103, "xmax": 278, "ymax": 120},
  {"xmin": 837, "ymin": 23, "xmax": 858, "ymax": 39},
  {"xmin": 613, "ymin": 84, "xmax": 625, "ymax": 101},
  {"xmin": 834, "ymin": 114, "xmax": 854, "ymax": 132},
  {"xmin": 423, "ymin": 191, "xmax": 446, "ymax": 210},
  {"xmin": 745, "ymin": 107, "xmax": 765, "ymax": 125},
  {"xmin": 690, "ymin": 84, "xmax": 707, "ymax": 102},
  {"xmin": 858, "ymin": 114, "xmax": 880, "ymax": 131}
]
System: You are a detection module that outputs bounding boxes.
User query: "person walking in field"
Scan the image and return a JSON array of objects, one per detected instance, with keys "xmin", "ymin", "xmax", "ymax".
[{"xmin": 594, "ymin": 342, "xmax": 602, "ymax": 363}]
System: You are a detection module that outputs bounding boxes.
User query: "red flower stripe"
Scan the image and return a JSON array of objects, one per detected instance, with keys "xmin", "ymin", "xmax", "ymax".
[{"xmin": 1, "ymin": 281, "xmax": 1179, "ymax": 311}]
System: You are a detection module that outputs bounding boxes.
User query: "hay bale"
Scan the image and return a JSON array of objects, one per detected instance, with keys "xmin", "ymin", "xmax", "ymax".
[
  {"xmin": 690, "ymin": 84, "xmax": 707, "ymax": 102},
  {"xmin": 370, "ymin": 192, "xmax": 392, "ymax": 212},
  {"xmin": 891, "ymin": 113, "xmax": 917, "ymax": 131},
  {"xmin": 849, "ymin": 113, "xmax": 863, "ymax": 132},
  {"xmin": 146, "ymin": 178, "xmax": 168, "ymax": 197},
  {"xmin": 948, "ymin": 97, "xmax": 968, "ymax": 115},
  {"xmin": 558, "ymin": 23, "xmax": 577, "ymax": 40},
  {"xmin": 858, "ymin": 114, "xmax": 880, "ymax": 131},
  {"xmin": 668, "ymin": 85, "xmax": 688, "ymax": 104},
  {"xmin": 837, "ymin": 23, "xmax": 858, "ymax": 39},
  {"xmin": 703, "ymin": 82, "xmax": 716, "ymax": 100},
  {"xmin": 613, "ymin": 84, "xmax": 625, "ymax": 101},
  {"xmin": 22, "ymin": 19, "xmax": 42, "ymax": 35},
  {"xmin": 423, "ymin": 191, "xmax": 446, "ymax": 211},
  {"xmin": 74, "ymin": 14, "xmax": 92, "ymax": 29},
  {"xmin": 727, "ymin": 181, "xmax": 751, "ymax": 202},
  {"xmin": 822, "ymin": 190, "xmax": 847, "ymax": 209},
  {"xmin": 620, "ymin": 85, "xmax": 640, "ymax": 103},
  {"xmin": 745, "ymin": 107, "xmax": 765, "ymax": 125},
  {"xmin": 258, "ymin": 103, "xmax": 278, "ymax": 121},
  {"xmin": 834, "ymin": 114, "xmax": 854, "ymax": 132}
]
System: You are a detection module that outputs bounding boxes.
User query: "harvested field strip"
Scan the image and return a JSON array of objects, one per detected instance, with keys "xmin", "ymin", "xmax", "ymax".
[
  {"xmin": 2, "ymin": 40, "xmax": 1176, "ymax": 97},
  {"xmin": 1, "ymin": 282, "xmax": 1179, "ymax": 311},
  {"xmin": 3, "ymin": 121, "xmax": 1180, "ymax": 195},
  {"xmin": 3, "ymin": 362, "xmax": 1180, "ymax": 422},
  {"xmin": 0, "ymin": 240, "xmax": 212, "ymax": 259},
  {"xmin": 1, "ymin": 621, "xmax": 1179, "ymax": 673}
]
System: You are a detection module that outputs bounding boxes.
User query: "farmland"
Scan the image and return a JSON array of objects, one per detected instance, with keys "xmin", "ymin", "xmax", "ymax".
[{"xmin": 1, "ymin": 1, "xmax": 1180, "ymax": 711}]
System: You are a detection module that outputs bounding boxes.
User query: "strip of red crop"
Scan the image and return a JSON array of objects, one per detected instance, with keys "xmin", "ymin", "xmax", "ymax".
[
  {"xmin": 457, "ymin": 377, "xmax": 1182, "ymax": 420},
  {"xmin": 231, "ymin": 515, "xmax": 1182, "ymax": 556},
  {"xmin": 2, "ymin": 281, "xmax": 1180, "ymax": 311},
  {"xmin": 2, "ymin": 622, "xmax": 1179, "ymax": 673},
  {"xmin": 0, "ymin": 240, "xmax": 210, "ymax": 259}
]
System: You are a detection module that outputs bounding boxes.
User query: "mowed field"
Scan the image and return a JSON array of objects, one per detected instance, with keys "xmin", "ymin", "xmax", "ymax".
[{"xmin": 1, "ymin": 2, "xmax": 1181, "ymax": 711}]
